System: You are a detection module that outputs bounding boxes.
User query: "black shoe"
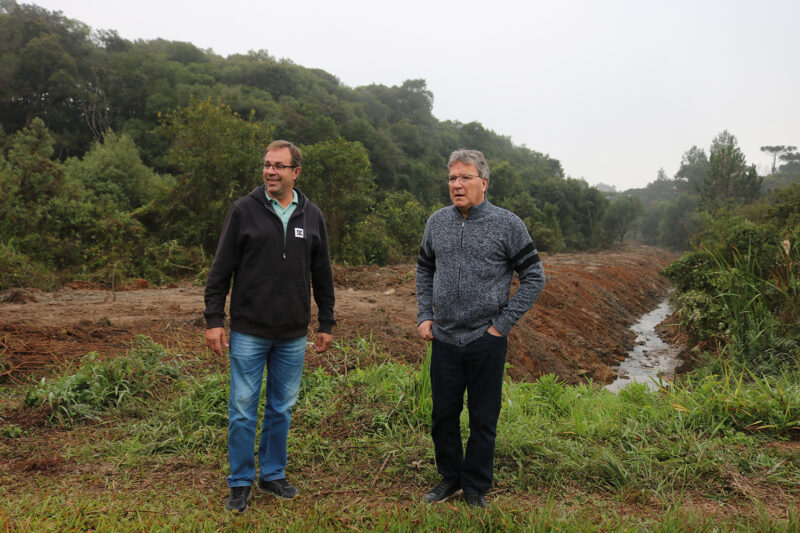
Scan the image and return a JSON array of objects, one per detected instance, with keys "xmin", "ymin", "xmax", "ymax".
[
  {"xmin": 225, "ymin": 486, "xmax": 251, "ymax": 512},
  {"xmin": 423, "ymin": 479, "xmax": 461, "ymax": 503},
  {"xmin": 464, "ymin": 493, "xmax": 486, "ymax": 508},
  {"xmin": 258, "ymin": 477, "xmax": 299, "ymax": 500}
]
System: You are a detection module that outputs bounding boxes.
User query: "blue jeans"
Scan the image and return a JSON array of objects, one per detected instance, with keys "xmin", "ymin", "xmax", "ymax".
[
  {"xmin": 430, "ymin": 330, "xmax": 508, "ymax": 495},
  {"xmin": 227, "ymin": 331, "xmax": 307, "ymax": 488}
]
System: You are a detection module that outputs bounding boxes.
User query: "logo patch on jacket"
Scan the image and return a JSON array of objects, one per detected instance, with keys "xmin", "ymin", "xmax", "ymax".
[{"xmin": 294, "ymin": 227, "xmax": 304, "ymax": 238}]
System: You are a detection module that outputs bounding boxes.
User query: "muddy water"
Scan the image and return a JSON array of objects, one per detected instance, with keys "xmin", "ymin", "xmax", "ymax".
[{"xmin": 605, "ymin": 297, "xmax": 682, "ymax": 393}]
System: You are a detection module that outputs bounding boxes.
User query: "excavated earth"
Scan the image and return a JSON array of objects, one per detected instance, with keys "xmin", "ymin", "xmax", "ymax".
[{"xmin": 0, "ymin": 244, "xmax": 678, "ymax": 387}]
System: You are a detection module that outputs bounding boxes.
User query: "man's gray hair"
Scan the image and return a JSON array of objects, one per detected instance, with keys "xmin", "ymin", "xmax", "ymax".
[{"xmin": 447, "ymin": 149, "xmax": 490, "ymax": 180}]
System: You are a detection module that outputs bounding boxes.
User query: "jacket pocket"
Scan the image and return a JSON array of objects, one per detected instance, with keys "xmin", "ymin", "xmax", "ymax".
[
  {"xmin": 234, "ymin": 276, "xmax": 309, "ymax": 327},
  {"xmin": 272, "ymin": 279, "xmax": 310, "ymax": 326}
]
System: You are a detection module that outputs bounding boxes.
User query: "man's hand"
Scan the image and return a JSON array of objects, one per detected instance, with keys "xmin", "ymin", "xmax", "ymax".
[
  {"xmin": 487, "ymin": 324, "xmax": 504, "ymax": 337},
  {"xmin": 418, "ymin": 320, "xmax": 434, "ymax": 341},
  {"xmin": 205, "ymin": 327, "xmax": 229, "ymax": 357},
  {"xmin": 315, "ymin": 332, "xmax": 332, "ymax": 353}
]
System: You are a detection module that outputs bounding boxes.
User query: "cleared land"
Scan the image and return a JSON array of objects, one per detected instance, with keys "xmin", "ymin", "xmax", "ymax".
[
  {"xmin": 4, "ymin": 245, "xmax": 796, "ymax": 531},
  {"xmin": 0, "ymin": 244, "xmax": 677, "ymax": 385}
]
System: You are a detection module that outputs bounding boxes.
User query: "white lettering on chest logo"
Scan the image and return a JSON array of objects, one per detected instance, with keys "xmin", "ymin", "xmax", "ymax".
[{"xmin": 294, "ymin": 227, "xmax": 304, "ymax": 238}]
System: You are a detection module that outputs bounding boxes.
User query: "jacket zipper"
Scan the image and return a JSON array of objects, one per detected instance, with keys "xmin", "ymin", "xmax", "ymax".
[
  {"xmin": 458, "ymin": 218, "xmax": 466, "ymax": 301},
  {"xmin": 264, "ymin": 204, "xmax": 288, "ymax": 260},
  {"xmin": 284, "ymin": 209, "xmax": 306, "ymax": 260}
]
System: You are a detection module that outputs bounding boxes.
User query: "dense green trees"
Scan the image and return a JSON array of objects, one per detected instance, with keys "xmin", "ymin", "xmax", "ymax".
[
  {"xmin": 299, "ymin": 138, "xmax": 376, "ymax": 258},
  {"xmin": 63, "ymin": 132, "xmax": 161, "ymax": 211},
  {"xmin": 0, "ymin": 118, "xmax": 152, "ymax": 286},
  {"xmin": 0, "ymin": 1, "xmax": 623, "ymax": 287},
  {"xmin": 626, "ymin": 129, "xmax": 795, "ymax": 251},
  {"xmin": 604, "ymin": 195, "xmax": 644, "ymax": 243},
  {"xmin": 700, "ymin": 131, "xmax": 762, "ymax": 209},
  {"xmin": 8, "ymin": 2, "xmax": 794, "ymax": 288},
  {"xmin": 0, "ymin": 2, "xmax": 100, "ymax": 156}
]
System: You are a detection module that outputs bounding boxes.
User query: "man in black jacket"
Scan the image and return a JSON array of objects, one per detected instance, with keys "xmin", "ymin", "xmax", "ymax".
[{"xmin": 204, "ymin": 140, "xmax": 335, "ymax": 513}]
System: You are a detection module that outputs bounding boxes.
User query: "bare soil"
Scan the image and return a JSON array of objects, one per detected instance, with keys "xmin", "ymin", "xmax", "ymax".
[{"xmin": 0, "ymin": 244, "xmax": 679, "ymax": 386}]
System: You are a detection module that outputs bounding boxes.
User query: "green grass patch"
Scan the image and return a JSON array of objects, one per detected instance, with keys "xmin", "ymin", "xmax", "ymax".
[
  {"xmin": 3, "ymin": 336, "xmax": 800, "ymax": 531},
  {"xmin": 23, "ymin": 336, "xmax": 183, "ymax": 426},
  {"xmin": 4, "ymin": 485, "xmax": 800, "ymax": 532}
]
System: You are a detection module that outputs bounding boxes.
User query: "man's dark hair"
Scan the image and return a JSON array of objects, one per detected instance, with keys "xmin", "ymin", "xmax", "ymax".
[{"xmin": 266, "ymin": 140, "xmax": 302, "ymax": 167}]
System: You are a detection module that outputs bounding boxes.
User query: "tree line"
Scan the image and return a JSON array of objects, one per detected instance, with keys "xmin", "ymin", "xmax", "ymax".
[
  {"xmin": 2, "ymin": 2, "xmax": 798, "ymax": 291},
  {"xmin": 0, "ymin": 1, "xmax": 638, "ymax": 288},
  {"xmin": 617, "ymin": 131, "xmax": 800, "ymax": 251}
]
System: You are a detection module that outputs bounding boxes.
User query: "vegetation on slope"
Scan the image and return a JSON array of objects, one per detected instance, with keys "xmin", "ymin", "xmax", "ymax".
[{"xmin": 0, "ymin": 1, "xmax": 619, "ymax": 291}]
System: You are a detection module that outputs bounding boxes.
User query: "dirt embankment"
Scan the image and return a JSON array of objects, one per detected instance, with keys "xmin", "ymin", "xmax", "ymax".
[
  {"xmin": 328, "ymin": 244, "xmax": 677, "ymax": 384},
  {"xmin": 515, "ymin": 246, "xmax": 677, "ymax": 383},
  {"xmin": 0, "ymin": 245, "xmax": 677, "ymax": 385}
]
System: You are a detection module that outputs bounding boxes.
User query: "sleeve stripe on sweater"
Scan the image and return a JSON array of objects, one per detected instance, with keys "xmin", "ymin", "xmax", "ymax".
[
  {"xmin": 417, "ymin": 247, "xmax": 435, "ymax": 270},
  {"xmin": 512, "ymin": 242, "xmax": 540, "ymax": 273},
  {"xmin": 516, "ymin": 252, "xmax": 541, "ymax": 273},
  {"xmin": 511, "ymin": 242, "xmax": 534, "ymax": 263}
]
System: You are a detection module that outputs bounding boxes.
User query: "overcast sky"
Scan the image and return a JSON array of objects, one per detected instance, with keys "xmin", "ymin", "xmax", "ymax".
[{"xmin": 27, "ymin": 0, "xmax": 800, "ymax": 191}]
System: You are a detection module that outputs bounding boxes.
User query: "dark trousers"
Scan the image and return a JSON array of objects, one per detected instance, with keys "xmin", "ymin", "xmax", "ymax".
[{"xmin": 430, "ymin": 331, "xmax": 508, "ymax": 495}]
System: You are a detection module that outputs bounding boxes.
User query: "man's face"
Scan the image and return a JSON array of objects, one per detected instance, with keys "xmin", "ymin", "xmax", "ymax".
[
  {"xmin": 263, "ymin": 147, "xmax": 300, "ymax": 201},
  {"xmin": 448, "ymin": 161, "xmax": 487, "ymax": 214}
]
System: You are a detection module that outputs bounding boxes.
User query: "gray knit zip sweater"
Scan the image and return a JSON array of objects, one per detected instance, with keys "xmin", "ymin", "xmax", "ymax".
[{"xmin": 416, "ymin": 200, "xmax": 546, "ymax": 346}]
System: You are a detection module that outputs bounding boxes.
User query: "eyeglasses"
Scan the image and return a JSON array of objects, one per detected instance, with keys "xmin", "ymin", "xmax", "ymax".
[
  {"xmin": 263, "ymin": 162, "xmax": 297, "ymax": 170},
  {"xmin": 448, "ymin": 174, "xmax": 481, "ymax": 183}
]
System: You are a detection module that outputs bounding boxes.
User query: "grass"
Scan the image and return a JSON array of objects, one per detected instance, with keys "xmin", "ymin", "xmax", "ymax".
[
  {"xmin": 707, "ymin": 242, "xmax": 799, "ymax": 372},
  {"xmin": 9, "ymin": 492, "xmax": 798, "ymax": 532},
  {"xmin": 22, "ymin": 336, "xmax": 183, "ymax": 426},
  {"xmin": 667, "ymin": 238, "xmax": 799, "ymax": 377},
  {"xmin": 2, "ymin": 336, "xmax": 800, "ymax": 531}
]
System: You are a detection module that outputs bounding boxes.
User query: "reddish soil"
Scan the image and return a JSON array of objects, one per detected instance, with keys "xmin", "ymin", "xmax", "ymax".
[
  {"xmin": 328, "ymin": 244, "xmax": 679, "ymax": 384},
  {"xmin": 0, "ymin": 244, "xmax": 678, "ymax": 386}
]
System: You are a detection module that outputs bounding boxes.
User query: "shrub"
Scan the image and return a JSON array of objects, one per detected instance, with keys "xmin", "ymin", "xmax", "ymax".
[
  {"xmin": 24, "ymin": 336, "xmax": 182, "ymax": 426},
  {"xmin": 0, "ymin": 241, "xmax": 54, "ymax": 290},
  {"xmin": 664, "ymin": 210, "xmax": 799, "ymax": 373},
  {"xmin": 339, "ymin": 214, "xmax": 402, "ymax": 265}
]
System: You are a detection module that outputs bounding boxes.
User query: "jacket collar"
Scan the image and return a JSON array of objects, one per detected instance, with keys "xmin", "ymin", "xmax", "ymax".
[
  {"xmin": 450, "ymin": 198, "xmax": 492, "ymax": 220},
  {"xmin": 250, "ymin": 185, "xmax": 306, "ymax": 210}
]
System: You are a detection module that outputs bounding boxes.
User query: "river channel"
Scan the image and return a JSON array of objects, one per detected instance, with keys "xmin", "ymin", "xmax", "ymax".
[{"xmin": 605, "ymin": 297, "xmax": 683, "ymax": 393}]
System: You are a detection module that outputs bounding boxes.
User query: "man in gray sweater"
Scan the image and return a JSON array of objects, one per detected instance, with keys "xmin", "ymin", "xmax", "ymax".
[{"xmin": 416, "ymin": 149, "xmax": 546, "ymax": 508}]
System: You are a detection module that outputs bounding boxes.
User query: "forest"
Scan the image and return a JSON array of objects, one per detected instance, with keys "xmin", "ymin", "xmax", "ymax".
[
  {"xmin": 2, "ymin": 1, "xmax": 799, "ymax": 291},
  {"xmin": 0, "ymin": 1, "xmax": 581, "ymax": 287}
]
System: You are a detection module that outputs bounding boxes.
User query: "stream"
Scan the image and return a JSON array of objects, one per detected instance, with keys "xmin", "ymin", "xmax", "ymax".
[{"xmin": 605, "ymin": 297, "xmax": 683, "ymax": 393}]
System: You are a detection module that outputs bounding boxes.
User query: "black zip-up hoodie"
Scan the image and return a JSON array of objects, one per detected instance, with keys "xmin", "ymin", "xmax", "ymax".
[{"xmin": 204, "ymin": 185, "xmax": 335, "ymax": 339}]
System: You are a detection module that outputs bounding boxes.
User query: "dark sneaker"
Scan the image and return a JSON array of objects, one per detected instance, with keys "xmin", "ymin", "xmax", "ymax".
[
  {"xmin": 423, "ymin": 479, "xmax": 461, "ymax": 503},
  {"xmin": 225, "ymin": 486, "xmax": 252, "ymax": 512},
  {"xmin": 258, "ymin": 477, "xmax": 299, "ymax": 500},
  {"xmin": 464, "ymin": 493, "xmax": 486, "ymax": 508}
]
